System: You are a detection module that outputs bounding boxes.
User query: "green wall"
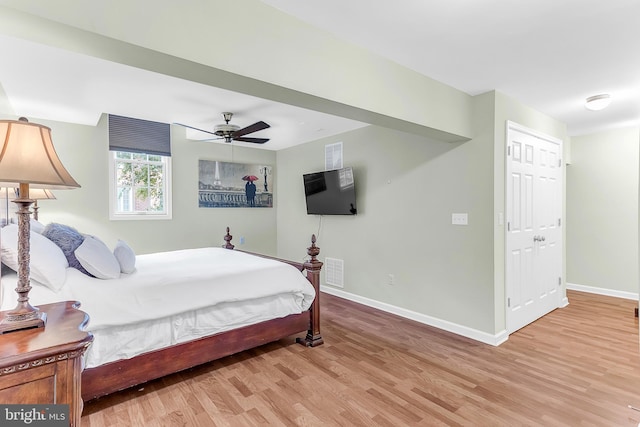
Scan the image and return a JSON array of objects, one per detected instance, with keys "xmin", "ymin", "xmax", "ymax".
[
  {"xmin": 0, "ymin": 3, "xmax": 583, "ymax": 343},
  {"xmin": 276, "ymin": 123, "xmax": 497, "ymax": 336},
  {"xmin": 21, "ymin": 91, "xmax": 569, "ymax": 343},
  {"xmin": 31, "ymin": 115, "xmax": 278, "ymax": 256},
  {"xmin": 275, "ymin": 91, "xmax": 567, "ymax": 340},
  {"xmin": 566, "ymin": 127, "xmax": 639, "ymax": 296}
]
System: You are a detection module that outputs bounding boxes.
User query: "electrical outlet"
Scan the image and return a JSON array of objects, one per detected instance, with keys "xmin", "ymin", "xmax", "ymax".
[
  {"xmin": 452, "ymin": 213, "xmax": 468, "ymax": 225},
  {"xmin": 388, "ymin": 274, "xmax": 395, "ymax": 285},
  {"xmin": 239, "ymin": 236, "xmax": 245, "ymax": 245}
]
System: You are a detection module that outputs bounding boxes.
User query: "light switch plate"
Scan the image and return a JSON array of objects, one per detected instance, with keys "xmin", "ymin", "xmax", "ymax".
[{"xmin": 452, "ymin": 213, "xmax": 468, "ymax": 225}]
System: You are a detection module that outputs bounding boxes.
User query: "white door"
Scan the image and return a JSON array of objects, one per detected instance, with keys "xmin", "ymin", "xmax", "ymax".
[{"xmin": 506, "ymin": 121, "xmax": 563, "ymax": 333}]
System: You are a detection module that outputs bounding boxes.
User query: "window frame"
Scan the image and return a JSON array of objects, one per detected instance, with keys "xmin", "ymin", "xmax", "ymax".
[{"xmin": 108, "ymin": 150, "xmax": 172, "ymax": 221}]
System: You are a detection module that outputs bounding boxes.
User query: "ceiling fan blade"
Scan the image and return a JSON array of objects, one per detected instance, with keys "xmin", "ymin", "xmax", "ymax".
[
  {"xmin": 198, "ymin": 137, "xmax": 225, "ymax": 142},
  {"xmin": 233, "ymin": 121, "xmax": 270, "ymax": 138},
  {"xmin": 234, "ymin": 137, "xmax": 269, "ymax": 144},
  {"xmin": 173, "ymin": 122, "xmax": 217, "ymax": 136}
]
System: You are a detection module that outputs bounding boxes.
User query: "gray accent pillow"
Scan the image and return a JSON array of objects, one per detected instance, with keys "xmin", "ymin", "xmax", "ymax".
[
  {"xmin": 42, "ymin": 223, "xmax": 93, "ymax": 277},
  {"xmin": 1, "ymin": 263, "xmax": 13, "ymax": 276}
]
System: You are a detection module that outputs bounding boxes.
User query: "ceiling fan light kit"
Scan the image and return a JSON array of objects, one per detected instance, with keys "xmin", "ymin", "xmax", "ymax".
[
  {"xmin": 215, "ymin": 111, "xmax": 241, "ymax": 142},
  {"xmin": 585, "ymin": 94, "xmax": 612, "ymax": 111},
  {"xmin": 214, "ymin": 124, "xmax": 241, "ymax": 141}
]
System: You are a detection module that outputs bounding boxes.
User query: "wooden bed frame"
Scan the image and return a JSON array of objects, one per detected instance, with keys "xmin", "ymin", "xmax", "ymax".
[{"xmin": 81, "ymin": 227, "xmax": 323, "ymax": 401}]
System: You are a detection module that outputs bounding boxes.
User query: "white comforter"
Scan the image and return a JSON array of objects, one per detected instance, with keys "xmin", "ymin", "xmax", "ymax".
[
  {"xmin": 0, "ymin": 247, "xmax": 316, "ymax": 332},
  {"xmin": 1, "ymin": 247, "xmax": 316, "ymax": 367}
]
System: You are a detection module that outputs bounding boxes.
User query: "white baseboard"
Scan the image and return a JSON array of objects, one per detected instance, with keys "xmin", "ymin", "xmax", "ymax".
[
  {"xmin": 566, "ymin": 282, "xmax": 638, "ymax": 301},
  {"xmin": 319, "ymin": 284, "xmax": 600, "ymax": 346},
  {"xmin": 320, "ymin": 285, "xmax": 508, "ymax": 347}
]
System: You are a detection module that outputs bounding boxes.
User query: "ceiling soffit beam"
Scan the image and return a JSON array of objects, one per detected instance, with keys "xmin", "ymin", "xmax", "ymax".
[{"xmin": 0, "ymin": 5, "xmax": 471, "ymax": 143}]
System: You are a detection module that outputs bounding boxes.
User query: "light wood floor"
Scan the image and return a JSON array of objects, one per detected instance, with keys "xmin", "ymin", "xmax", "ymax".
[{"xmin": 82, "ymin": 291, "xmax": 640, "ymax": 426}]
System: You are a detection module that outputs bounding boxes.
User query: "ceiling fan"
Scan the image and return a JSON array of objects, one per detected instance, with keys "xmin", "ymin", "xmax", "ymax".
[{"xmin": 176, "ymin": 112, "xmax": 270, "ymax": 144}]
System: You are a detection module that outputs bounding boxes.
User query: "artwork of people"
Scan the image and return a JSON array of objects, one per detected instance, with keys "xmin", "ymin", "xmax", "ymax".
[
  {"xmin": 244, "ymin": 176, "xmax": 257, "ymax": 206},
  {"xmin": 198, "ymin": 160, "xmax": 273, "ymax": 208}
]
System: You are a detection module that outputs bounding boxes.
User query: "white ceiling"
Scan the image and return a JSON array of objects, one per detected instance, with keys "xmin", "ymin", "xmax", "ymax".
[
  {"xmin": 2, "ymin": 1, "xmax": 640, "ymax": 149},
  {"xmin": 0, "ymin": 34, "xmax": 369, "ymax": 151},
  {"xmin": 262, "ymin": 0, "xmax": 640, "ymax": 137}
]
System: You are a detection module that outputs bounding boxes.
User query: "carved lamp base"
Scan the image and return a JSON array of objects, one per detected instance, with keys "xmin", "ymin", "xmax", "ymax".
[{"xmin": 0, "ymin": 309, "xmax": 46, "ymax": 334}]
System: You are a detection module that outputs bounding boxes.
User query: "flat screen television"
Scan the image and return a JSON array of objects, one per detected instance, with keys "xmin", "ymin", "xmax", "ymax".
[{"xmin": 303, "ymin": 167, "xmax": 357, "ymax": 215}]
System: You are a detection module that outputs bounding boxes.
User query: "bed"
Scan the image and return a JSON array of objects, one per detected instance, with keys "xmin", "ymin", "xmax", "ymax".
[{"xmin": 0, "ymin": 226, "xmax": 323, "ymax": 401}]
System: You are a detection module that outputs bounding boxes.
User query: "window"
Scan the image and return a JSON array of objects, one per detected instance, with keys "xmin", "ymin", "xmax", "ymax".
[
  {"xmin": 108, "ymin": 115, "xmax": 172, "ymax": 220},
  {"xmin": 109, "ymin": 151, "xmax": 171, "ymax": 219},
  {"xmin": 325, "ymin": 142, "xmax": 343, "ymax": 170}
]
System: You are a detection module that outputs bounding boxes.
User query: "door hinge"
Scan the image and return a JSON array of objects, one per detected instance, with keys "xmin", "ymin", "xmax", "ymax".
[
  {"xmin": 508, "ymin": 297, "xmax": 511, "ymax": 308},
  {"xmin": 559, "ymin": 158, "xmax": 562, "ymax": 167},
  {"xmin": 558, "ymin": 218, "xmax": 561, "ymax": 226},
  {"xmin": 507, "ymin": 146, "xmax": 511, "ymax": 156},
  {"xmin": 558, "ymin": 277, "xmax": 562, "ymax": 286},
  {"xmin": 507, "ymin": 222, "xmax": 511, "ymax": 231}
]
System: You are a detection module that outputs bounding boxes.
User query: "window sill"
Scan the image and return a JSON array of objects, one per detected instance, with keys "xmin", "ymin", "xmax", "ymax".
[{"xmin": 109, "ymin": 213, "xmax": 172, "ymax": 221}]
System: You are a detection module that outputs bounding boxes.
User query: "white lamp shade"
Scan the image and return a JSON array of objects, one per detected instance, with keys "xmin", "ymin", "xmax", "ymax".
[
  {"xmin": 21, "ymin": 188, "xmax": 56, "ymax": 200},
  {"xmin": 0, "ymin": 119, "xmax": 80, "ymax": 189}
]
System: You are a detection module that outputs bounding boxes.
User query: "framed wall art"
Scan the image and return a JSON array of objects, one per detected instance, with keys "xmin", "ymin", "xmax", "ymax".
[{"xmin": 198, "ymin": 160, "xmax": 273, "ymax": 208}]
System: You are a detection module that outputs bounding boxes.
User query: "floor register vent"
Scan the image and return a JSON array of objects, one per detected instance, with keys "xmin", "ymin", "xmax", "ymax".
[{"xmin": 324, "ymin": 257, "xmax": 344, "ymax": 288}]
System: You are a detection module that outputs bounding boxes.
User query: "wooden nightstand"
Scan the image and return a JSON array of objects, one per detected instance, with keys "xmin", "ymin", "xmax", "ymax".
[{"xmin": 0, "ymin": 301, "xmax": 93, "ymax": 427}]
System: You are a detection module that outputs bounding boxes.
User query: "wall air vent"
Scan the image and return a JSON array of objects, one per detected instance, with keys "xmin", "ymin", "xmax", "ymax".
[{"xmin": 324, "ymin": 257, "xmax": 344, "ymax": 288}]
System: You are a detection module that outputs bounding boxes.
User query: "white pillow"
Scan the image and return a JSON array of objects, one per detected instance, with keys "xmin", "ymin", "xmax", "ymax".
[
  {"xmin": 113, "ymin": 239, "xmax": 136, "ymax": 274},
  {"xmin": 74, "ymin": 235, "xmax": 121, "ymax": 279},
  {"xmin": 30, "ymin": 219, "xmax": 45, "ymax": 234},
  {"xmin": 0, "ymin": 224, "xmax": 68, "ymax": 291}
]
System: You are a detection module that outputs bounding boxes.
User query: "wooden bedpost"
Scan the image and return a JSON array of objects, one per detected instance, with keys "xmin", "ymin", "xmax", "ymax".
[
  {"xmin": 222, "ymin": 227, "xmax": 234, "ymax": 249},
  {"xmin": 222, "ymin": 227, "xmax": 323, "ymax": 347},
  {"xmin": 297, "ymin": 234, "xmax": 324, "ymax": 347}
]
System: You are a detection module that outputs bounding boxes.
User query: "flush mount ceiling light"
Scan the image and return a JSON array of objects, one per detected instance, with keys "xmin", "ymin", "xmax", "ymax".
[{"xmin": 585, "ymin": 94, "xmax": 612, "ymax": 111}]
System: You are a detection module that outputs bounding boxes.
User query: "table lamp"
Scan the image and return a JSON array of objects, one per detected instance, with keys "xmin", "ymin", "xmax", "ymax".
[
  {"xmin": 0, "ymin": 187, "xmax": 17, "ymax": 227},
  {"xmin": 0, "ymin": 118, "xmax": 80, "ymax": 334},
  {"xmin": 22, "ymin": 188, "xmax": 56, "ymax": 221}
]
